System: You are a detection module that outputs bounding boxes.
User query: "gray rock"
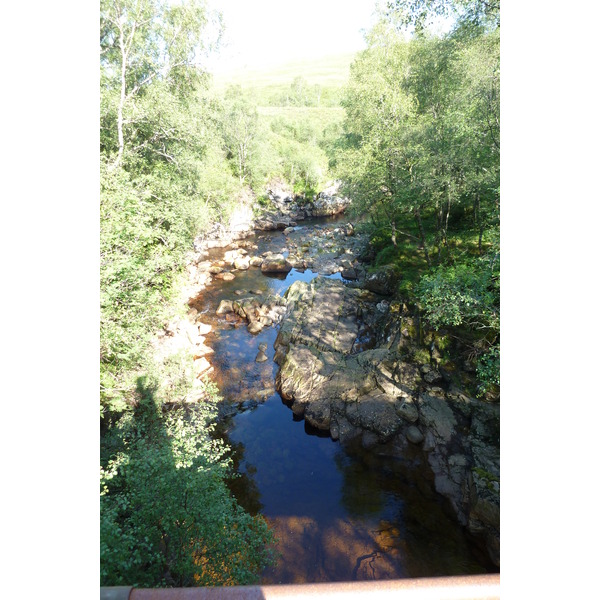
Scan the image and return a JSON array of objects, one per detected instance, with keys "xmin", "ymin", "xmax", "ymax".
[
  {"xmin": 261, "ymin": 254, "xmax": 293, "ymax": 274},
  {"xmin": 255, "ymin": 350, "xmax": 268, "ymax": 362},
  {"xmin": 406, "ymin": 426, "xmax": 424, "ymax": 444},
  {"xmin": 364, "ymin": 265, "xmax": 400, "ymax": 296}
]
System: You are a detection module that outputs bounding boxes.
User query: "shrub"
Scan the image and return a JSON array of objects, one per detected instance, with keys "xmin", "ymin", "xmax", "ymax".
[{"xmin": 100, "ymin": 378, "xmax": 275, "ymax": 587}]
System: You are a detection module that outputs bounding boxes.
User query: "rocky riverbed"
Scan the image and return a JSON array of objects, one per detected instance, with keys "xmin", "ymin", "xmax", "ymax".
[{"xmin": 150, "ymin": 187, "xmax": 500, "ymax": 578}]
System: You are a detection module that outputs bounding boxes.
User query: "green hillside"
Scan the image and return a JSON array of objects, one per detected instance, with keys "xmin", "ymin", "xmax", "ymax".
[{"xmin": 211, "ymin": 52, "xmax": 356, "ymax": 93}]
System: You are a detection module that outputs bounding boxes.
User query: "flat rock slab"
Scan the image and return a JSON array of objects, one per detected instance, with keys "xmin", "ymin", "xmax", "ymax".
[{"xmin": 277, "ymin": 277, "xmax": 359, "ymax": 355}]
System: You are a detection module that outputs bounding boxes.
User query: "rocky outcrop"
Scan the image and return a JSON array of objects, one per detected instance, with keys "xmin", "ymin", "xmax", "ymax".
[
  {"xmin": 273, "ymin": 276, "xmax": 500, "ymax": 567},
  {"xmin": 363, "ymin": 265, "xmax": 400, "ymax": 296},
  {"xmin": 256, "ymin": 180, "xmax": 351, "ymax": 230}
]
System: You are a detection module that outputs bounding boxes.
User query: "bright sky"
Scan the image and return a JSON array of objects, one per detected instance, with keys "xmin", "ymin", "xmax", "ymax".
[{"xmin": 204, "ymin": 0, "xmax": 381, "ymax": 73}]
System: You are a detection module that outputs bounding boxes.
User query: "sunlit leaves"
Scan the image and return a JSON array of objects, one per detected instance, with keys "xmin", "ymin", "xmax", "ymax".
[{"xmin": 101, "ymin": 385, "xmax": 275, "ymax": 586}]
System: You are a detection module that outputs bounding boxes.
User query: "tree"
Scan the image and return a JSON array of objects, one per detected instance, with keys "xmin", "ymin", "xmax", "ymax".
[
  {"xmin": 219, "ymin": 87, "xmax": 259, "ymax": 184},
  {"xmin": 101, "ymin": 379, "xmax": 275, "ymax": 586},
  {"xmin": 100, "ymin": 0, "xmax": 213, "ymax": 164},
  {"xmin": 386, "ymin": 0, "xmax": 500, "ymax": 31}
]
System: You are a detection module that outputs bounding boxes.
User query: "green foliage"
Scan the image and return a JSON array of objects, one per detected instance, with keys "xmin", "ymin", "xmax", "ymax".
[
  {"xmin": 416, "ymin": 257, "xmax": 499, "ymax": 331},
  {"xmin": 386, "ymin": 0, "xmax": 500, "ymax": 32},
  {"xmin": 101, "ymin": 379, "xmax": 275, "ymax": 587},
  {"xmin": 476, "ymin": 346, "xmax": 500, "ymax": 396},
  {"xmin": 375, "ymin": 245, "xmax": 401, "ymax": 266},
  {"xmin": 333, "ymin": 19, "xmax": 499, "ymax": 268}
]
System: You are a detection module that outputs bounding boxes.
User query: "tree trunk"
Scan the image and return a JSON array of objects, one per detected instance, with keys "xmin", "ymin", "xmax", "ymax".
[
  {"xmin": 390, "ymin": 221, "xmax": 398, "ymax": 247},
  {"xmin": 117, "ymin": 26, "xmax": 127, "ymax": 164},
  {"xmin": 443, "ymin": 195, "xmax": 451, "ymax": 248},
  {"xmin": 476, "ymin": 193, "xmax": 484, "ymax": 255},
  {"xmin": 415, "ymin": 208, "xmax": 431, "ymax": 268}
]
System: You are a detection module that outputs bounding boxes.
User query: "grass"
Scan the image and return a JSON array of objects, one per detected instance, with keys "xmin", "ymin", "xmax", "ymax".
[{"xmin": 212, "ymin": 53, "xmax": 356, "ymax": 91}]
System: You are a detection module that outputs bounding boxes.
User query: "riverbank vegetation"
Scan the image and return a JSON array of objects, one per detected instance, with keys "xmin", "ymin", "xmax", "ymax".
[
  {"xmin": 100, "ymin": 0, "xmax": 500, "ymax": 587},
  {"xmin": 330, "ymin": 0, "xmax": 500, "ymax": 396},
  {"xmin": 100, "ymin": 0, "xmax": 277, "ymax": 587}
]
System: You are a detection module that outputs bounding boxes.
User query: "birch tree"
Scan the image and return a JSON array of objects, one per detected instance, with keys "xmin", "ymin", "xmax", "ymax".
[{"xmin": 100, "ymin": 0, "xmax": 213, "ymax": 164}]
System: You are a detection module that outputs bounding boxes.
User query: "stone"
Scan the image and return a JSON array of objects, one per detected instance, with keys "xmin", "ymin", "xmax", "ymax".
[
  {"xmin": 249, "ymin": 256, "xmax": 264, "ymax": 267},
  {"xmin": 255, "ymin": 350, "xmax": 268, "ymax": 362},
  {"xmin": 248, "ymin": 321, "xmax": 264, "ymax": 334},
  {"xmin": 194, "ymin": 357, "xmax": 212, "ymax": 377},
  {"xmin": 192, "ymin": 344, "xmax": 213, "ymax": 359},
  {"xmin": 261, "ymin": 254, "xmax": 292, "ymax": 274},
  {"xmin": 197, "ymin": 322, "xmax": 212, "ymax": 335},
  {"xmin": 406, "ymin": 426, "xmax": 424, "ymax": 444},
  {"xmin": 361, "ymin": 430, "xmax": 380, "ymax": 449},
  {"xmin": 234, "ymin": 256, "xmax": 250, "ymax": 270},
  {"xmin": 364, "ymin": 265, "xmax": 400, "ymax": 296},
  {"xmin": 216, "ymin": 299, "xmax": 234, "ymax": 315},
  {"xmin": 224, "ymin": 250, "xmax": 240, "ymax": 265}
]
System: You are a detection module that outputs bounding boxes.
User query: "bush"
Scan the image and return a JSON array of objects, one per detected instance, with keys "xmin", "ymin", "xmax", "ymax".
[
  {"xmin": 416, "ymin": 259, "xmax": 499, "ymax": 332},
  {"xmin": 476, "ymin": 345, "xmax": 500, "ymax": 397},
  {"xmin": 100, "ymin": 378, "xmax": 275, "ymax": 587}
]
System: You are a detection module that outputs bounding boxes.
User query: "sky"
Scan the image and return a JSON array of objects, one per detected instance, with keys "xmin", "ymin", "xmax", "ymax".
[{"xmin": 204, "ymin": 0, "xmax": 381, "ymax": 73}]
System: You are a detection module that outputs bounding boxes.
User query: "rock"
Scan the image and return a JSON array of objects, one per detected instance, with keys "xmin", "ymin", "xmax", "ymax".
[
  {"xmin": 341, "ymin": 268, "xmax": 358, "ymax": 280},
  {"xmin": 192, "ymin": 344, "xmax": 213, "ymax": 359},
  {"xmin": 364, "ymin": 265, "xmax": 400, "ymax": 296},
  {"xmin": 234, "ymin": 256, "xmax": 250, "ymax": 270},
  {"xmin": 255, "ymin": 350, "xmax": 268, "ymax": 362},
  {"xmin": 208, "ymin": 266, "xmax": 223, "ymax": 274},
  {"xmin": 396, "ymin": 398, "xmax": 419, "ymax": 423},
  {"xmin": 406, "ymin": 426, "xmax": 424, "ymax": 444},
  {"xmin": 240, "ymin": 399, "xmax": 259, "ymax": 411},
  {"xmin": 215, "ymin": 271, "xmax": 236, "ymax": 281},
  {"xmin": 423, "ymin": 368, "xmax": 443, "ymax": 384},
  {"xmin": 261, "ymin": 254, "xmax": 292, "ymax": 274},
  {"xmin": 283, "ymin": 227, "xmax": 295, "ymax": 235},
  {"xmin": 194, "ymin": 357, "xmax": 212, "ymax": 377},
  {"xmin": 197, "ymin": 322, "xmax": 212, "ymax": 335},
  {"xmin": 216, "ymin": 299, "xmax": 234, "ymax": 315},
  {"xmin": 223, "ymin": 250, "xmax": 240, "ymax": 265},
  {"xmin": 310, "ymin": 192, "xmax": 351, "ymax": 216},
  {"xmin": 249, "ymin": 256, "xmax": 264, "ymax": 267},
  {"xmin": 361, "ymin": 430, "xmax": 380, "ymax": 449},
  {"xmin": 248, "ymin": 321, "xmax": 264, "ymax": 334}
]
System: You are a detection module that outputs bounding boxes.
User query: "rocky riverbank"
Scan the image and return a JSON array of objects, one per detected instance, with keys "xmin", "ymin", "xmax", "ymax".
[
  {"xmin": 273, "ymin": 276, "xmax": 499, "ymax": 567},
  {"xmin": 150, "ymin": 186, "xmax": 358, "ymax": 401}
]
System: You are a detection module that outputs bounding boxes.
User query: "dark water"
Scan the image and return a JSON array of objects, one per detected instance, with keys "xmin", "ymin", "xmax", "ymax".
[{"xmin": 190, "ymin": 219, "xmax": 494, "ymax": 583}]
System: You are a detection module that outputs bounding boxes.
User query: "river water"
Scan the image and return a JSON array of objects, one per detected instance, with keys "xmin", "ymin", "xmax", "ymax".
[{"xmin": 189, "ymin": 217, "xmax": 495, "ymax": 584}]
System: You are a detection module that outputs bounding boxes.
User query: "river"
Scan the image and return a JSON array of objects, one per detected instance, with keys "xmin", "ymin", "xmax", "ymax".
[{"xmin": 189, "ymin": 216, "xmax": 495, "ymax": 583}]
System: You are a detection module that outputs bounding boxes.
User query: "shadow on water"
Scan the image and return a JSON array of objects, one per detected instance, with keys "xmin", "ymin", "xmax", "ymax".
[{"xmin": 192, "ymin": 220, "xmax": 496, "ymax": 584}]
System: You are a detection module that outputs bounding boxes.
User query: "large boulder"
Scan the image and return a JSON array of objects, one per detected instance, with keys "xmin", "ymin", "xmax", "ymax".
[
  {"xmin": 261, "ymin": 254, "xmax": 293, "ymax": 274},
  {"xmin": 364, "ymin": 265, "xmax": 400, "ymax": 295},
  {"xmin": 308, "ymin": 192, "xmax": 351, "ymax": 217}
]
